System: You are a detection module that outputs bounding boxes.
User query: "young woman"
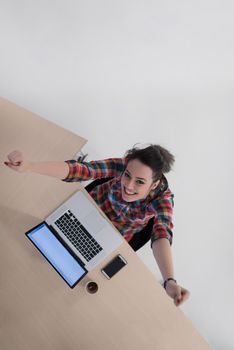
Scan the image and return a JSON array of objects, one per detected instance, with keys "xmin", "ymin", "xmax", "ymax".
[{"xmin": 5, "ymin": 145, "xmax": 189, "ymax": 306}]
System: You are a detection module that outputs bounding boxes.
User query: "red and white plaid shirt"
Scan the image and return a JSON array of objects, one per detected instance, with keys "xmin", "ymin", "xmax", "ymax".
[{"xmin": 63, "ymin": 158, "xmax": 174, "ymax": 246}]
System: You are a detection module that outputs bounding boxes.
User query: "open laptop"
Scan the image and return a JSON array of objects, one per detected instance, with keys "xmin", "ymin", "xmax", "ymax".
[{"xmin": 26, "ymin": 190, "xmax": 123, "ymax": 288}]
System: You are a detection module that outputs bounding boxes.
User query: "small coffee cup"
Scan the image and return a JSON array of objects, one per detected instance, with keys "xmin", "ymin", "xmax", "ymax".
[{"xmin": 85, "ymin": 281, "xmax": 98, "ymax": 294}]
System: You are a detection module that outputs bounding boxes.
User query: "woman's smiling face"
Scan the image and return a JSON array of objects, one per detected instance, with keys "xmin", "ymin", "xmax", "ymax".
[{"xmin": 121, "ymin": 159, "xmax": 160, "ymax": 202}]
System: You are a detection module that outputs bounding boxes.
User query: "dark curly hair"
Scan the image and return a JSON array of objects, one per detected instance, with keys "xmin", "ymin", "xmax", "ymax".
[{"xmin": 125, "ymin": 144, "xmax": 175, "ymax": 181}]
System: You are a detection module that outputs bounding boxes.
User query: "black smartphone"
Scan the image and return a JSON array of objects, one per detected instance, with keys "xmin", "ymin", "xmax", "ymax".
[{"xmin": 101, "ymin": 254, "xmax": 127, "ymax": 279}]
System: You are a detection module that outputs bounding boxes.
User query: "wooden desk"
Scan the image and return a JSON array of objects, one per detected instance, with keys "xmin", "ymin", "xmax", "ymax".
[{"xmin": 0, "ymin": 97, "xmax": 210, "ymax": 350}]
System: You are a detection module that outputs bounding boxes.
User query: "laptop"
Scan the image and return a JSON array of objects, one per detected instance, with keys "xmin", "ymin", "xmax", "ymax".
[{"xmin": 26, "ymin": 190, "xmax": 123, "ymax": 288}]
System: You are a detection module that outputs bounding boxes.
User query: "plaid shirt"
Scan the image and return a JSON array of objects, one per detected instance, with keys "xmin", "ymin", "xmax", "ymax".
[{"xmin": 63, "ymin": 158, "xmax": 174, "ymax": 246}]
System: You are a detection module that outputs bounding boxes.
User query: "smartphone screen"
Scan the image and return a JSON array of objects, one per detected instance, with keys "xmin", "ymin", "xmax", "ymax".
[{"xmin": 101, "ymin": 255, "xmax": 127, "ymax": 279}]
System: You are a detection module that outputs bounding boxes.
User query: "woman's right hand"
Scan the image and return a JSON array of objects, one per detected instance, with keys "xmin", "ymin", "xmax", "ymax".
[{"xmin": 4, "ymin": 150, "xmax": 30, "ymax": 173}]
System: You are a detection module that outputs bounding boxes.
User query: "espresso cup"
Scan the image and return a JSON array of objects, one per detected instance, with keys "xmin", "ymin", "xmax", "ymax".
[{"xmin": 85, "ymin": 281, "xmax": 98, "ymax": 294}]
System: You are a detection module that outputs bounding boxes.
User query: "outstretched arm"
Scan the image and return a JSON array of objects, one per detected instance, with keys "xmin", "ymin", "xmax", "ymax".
[
  {"xmin": 4, "ymin": 150, "xmax": 69, "ymax": 179},
  {"xmin": 152, "ymin": 238, "xmax": 190, "ymax": 306},
  {"xmin": 5, "ymin": 150, "xmax": 126, "ymax": 181}
]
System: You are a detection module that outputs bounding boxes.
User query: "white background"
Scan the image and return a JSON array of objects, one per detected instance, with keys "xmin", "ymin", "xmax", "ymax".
[{"xmin": 0, "ymin": 1, "xmax": 234, "ymax": 349}]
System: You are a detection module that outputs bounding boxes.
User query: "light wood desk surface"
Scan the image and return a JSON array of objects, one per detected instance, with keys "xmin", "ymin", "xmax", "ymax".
[{"xmin": 0, "ymin": 97, "xmax": 210, "ymax": 350}]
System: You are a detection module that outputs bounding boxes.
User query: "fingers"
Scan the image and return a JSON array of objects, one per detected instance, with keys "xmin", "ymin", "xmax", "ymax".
[
  {"xmin": 4, "ymin": 161, "xmax": 21, "ymax": 166},
  {"xmin": 7, "ymin": 150, "xmax": 24, "ymax": 164},
  {"xmin": 167, "ymin": 284, "xmax": 190, "ymax": 307},
  {"xmin": 4, "ymin": 161, "xmax": 22, "ymax": 170},
  {"xmin": 174, "ymin": 288, "xmax": 190, "ymax": 306},
  {"xmin": 4, "ymin": 150, "xmax": 25, "ymax": 172},
  {"xmin": 174, "ymin": 291, "xmax": 182, "ymax": 306}
]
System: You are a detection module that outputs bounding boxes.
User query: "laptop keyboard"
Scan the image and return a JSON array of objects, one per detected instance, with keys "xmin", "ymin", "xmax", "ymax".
[{"xmin": 54, "ymin": 210, "xmax": 103, "ymax": 262}]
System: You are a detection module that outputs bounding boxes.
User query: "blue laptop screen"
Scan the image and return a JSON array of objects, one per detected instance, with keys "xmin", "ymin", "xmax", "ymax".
[{"xmin": 26, "ymin": 223, "xmax": 87, "ymax": 288}]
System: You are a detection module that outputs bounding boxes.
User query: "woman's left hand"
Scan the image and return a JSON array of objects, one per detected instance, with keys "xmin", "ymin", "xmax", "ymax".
[{"xmin": 165, "ymin": 281, "xmax": 190, "ymax": 306}]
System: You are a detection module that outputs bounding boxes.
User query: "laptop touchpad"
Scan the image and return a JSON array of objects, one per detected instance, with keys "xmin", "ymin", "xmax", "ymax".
[{"xmin": 82, "ymin": 211, "xmax": 106, "ymax": 234}]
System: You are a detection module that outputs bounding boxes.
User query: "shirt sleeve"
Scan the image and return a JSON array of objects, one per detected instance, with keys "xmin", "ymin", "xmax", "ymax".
[
  {"xmin": 62, "ymin": 158, "xmax": 126, "ymax": 182},
  {"xmin": 150, "ymin": 193, "xmax": 174, "ymax": 246}
]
